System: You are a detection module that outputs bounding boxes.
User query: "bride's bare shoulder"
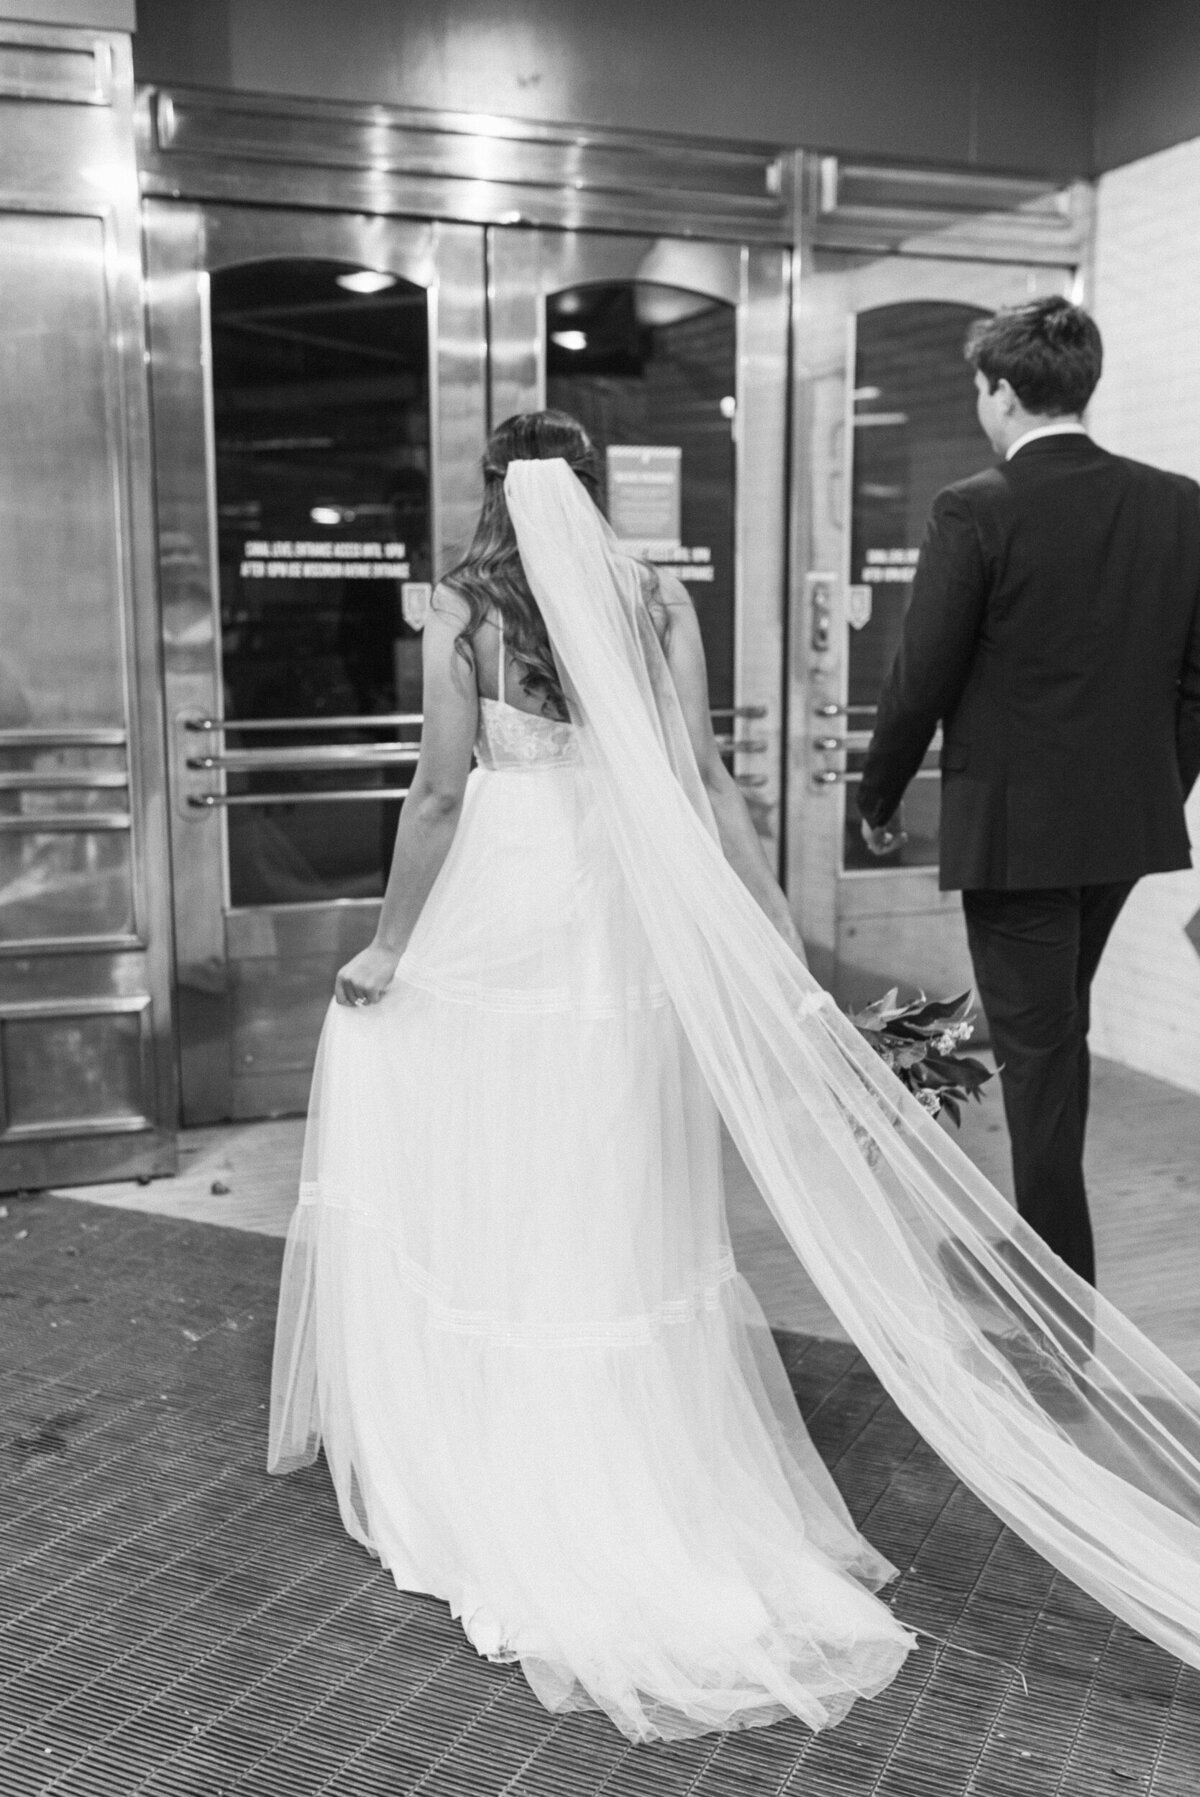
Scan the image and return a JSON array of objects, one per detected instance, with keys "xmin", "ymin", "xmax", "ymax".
[{"xmin": 429, "ymin": 580, "xmax": 473, "ymax": 629}]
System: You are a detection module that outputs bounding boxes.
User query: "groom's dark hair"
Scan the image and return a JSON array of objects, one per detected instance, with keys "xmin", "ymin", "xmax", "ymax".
[{"xmin": 965, "ymin": 296, "xmax": 1102, "ymax": 416}]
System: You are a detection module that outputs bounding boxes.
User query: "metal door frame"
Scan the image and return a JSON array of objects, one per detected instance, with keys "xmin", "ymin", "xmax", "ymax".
[
  {"xmin": 145, "ymin": 201, "xmax": 487, "ymax": 1121},
  {"xmin": 787, "ymin": 251, "xmax": 1079, "ymax": 1000}
]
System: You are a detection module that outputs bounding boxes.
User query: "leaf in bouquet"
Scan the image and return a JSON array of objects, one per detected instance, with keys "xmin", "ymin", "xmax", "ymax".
[
  {"xmin": 950, "ymin": 1055, "xmax": 994, "ymax": 1094},
  {"xmin": 940, "ymin": 1094, "xmax": 964, "ymax": 1127},
  {"xmin": 921, "ymin": 1052, "xmax": 976, "ymax": 1085},
  {"xmin": 885, "ymin": 1020, "xmax": 941, "ymax": 1044},
  {"xmin": 847, "ymin": 988, "xmax": 901, "ymax": 1029},
  {"xmin": 892, "ymin": 1041, "xmax": 928, "ymax": 1070},
  {"xmin": 853, "ymin": 1015, "xmax": 888, "ymax": 1037},
  {"xmin": 897, "ymin": 992, "xmax": 973, "ymax": 1029}
]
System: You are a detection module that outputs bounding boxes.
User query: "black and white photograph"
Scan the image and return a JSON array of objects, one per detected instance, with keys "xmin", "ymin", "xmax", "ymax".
[{"xmin": 2, "ymin": 2, "xmax": 1200, "ymax": 1793}]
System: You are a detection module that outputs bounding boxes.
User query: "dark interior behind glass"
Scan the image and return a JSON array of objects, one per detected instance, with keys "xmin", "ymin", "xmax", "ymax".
[
  {"xmin": 211, "ymin": 259, "xmax": 430, "ymax": 906},
  {"xmin": 546, "ymin": 281, "xmax": 737, "ymax": 714}
]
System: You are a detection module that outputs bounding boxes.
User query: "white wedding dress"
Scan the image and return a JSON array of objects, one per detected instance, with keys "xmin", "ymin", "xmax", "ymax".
[
  {"xmin": 269, "ymin": 623, "xmax": 915, "ymax": 1742},
  {"xmin": 273, "ymin": 458, "xmax": 1200, "ymax": 1746}
]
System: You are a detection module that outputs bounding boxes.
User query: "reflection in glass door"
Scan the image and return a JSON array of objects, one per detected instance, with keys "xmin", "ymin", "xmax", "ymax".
[
  {"xmin": 791, "ymin": 255, "xmax": 1074, "ymax": 1005},
  {"xmin": 147, "ymin": 205, "xmax": 485, "ymax": 1122}
]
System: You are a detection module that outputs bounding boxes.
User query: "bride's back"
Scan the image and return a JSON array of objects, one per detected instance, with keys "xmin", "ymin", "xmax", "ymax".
[{"xmin": 467, "ymin": 563, "xmax": 672, "ymax": 718}]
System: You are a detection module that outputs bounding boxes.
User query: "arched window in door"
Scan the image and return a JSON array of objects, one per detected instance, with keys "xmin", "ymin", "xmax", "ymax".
[
  {"xmin": 209, "ymin": 259, "xmax": 431, "ymax": 905},
  {"xmin": 546, "ymin": 280, "xmax": 737, "ymax": 716}
]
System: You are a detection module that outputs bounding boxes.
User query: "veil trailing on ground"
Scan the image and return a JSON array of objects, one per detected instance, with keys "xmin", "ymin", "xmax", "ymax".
[{"xmin": 505, "ymin": 455, "xmax": 1200, "ymax": 1673}]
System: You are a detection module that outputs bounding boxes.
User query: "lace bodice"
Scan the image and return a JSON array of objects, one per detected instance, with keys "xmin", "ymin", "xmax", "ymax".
[
  {"xmin": 476, "ymin": 698, "xmax": 579, "ymax": 771},
  {"xmin": 474, "ymin": 618, "xmax": 579, "ymax": 772}
]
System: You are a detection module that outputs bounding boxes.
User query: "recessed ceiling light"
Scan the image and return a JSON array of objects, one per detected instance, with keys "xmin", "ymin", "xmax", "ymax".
[
  {"xmin": 336, "ymin": 269, "xmax": 398, "ymax": 295},
  {"xmin": 310, "ymin": 505, "xmax": 347, "ymax": 525},
  {"xmin": 551, "ymin": 331, "xmax": 588, "ymax": 352}
]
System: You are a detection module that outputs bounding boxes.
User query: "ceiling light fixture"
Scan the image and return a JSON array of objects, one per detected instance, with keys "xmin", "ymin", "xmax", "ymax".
[
  {"xmin": 336, "ymin": 269, "xmax": 398, "ymax": 295},
  {"xmin": 551, "ymin": 330, "xmax": 588, "ymax": 352}
]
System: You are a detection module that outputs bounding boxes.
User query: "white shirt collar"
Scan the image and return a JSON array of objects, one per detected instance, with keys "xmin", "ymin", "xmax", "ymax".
[{"xmin": 1006, "ymin": 420, "xmax": 1089, "ymax": 461}]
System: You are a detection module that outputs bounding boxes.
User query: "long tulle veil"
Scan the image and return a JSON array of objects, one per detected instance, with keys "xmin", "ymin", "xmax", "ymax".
[{"xmin": 504, "ymin": 455, "xmax": 1200, "ymax": 1672}]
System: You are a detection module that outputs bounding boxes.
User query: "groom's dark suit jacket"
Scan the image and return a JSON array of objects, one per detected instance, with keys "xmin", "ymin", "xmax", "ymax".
[{"xmin": 858, "ymin": 433, "xmax": 1200, "ymax": 890}]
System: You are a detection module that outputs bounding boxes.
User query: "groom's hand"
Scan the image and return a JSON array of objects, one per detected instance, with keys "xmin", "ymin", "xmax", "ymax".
[{"xmin": 861, "ymin": 812, "xmax": 908, "ymax": 857}]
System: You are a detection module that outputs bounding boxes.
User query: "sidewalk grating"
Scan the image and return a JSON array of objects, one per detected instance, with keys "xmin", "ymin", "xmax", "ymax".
[{"xmin": 1, "ymin": 1192, "xmax": 1197, "ymax": 1796}]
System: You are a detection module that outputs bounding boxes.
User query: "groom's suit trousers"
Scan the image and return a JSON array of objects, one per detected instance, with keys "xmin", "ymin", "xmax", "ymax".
[{"xmin": 961, "ymin": 882, "xmax": 1134, "ymax": 1287}]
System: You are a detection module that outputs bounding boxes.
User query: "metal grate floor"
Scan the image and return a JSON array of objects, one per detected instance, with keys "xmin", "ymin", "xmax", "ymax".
[{"xmin": 1, "ymin": 1192, "xmax": 1198, "ymax": 1796}]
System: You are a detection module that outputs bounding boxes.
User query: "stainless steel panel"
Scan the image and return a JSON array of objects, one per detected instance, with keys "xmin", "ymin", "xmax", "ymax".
[
  {"xmin": 0, "ymin": 214, "xmax": 126, "ymax": 730},
  {"xmin": 1, "ymin": 949, "xmax": 162, "ymax": 1004},
  {"xmin": 488, "ymin": 227, "xmax": 541, "ymax": 423},
  {"xmin": 139, "ymin": 87, "xmax": 793, "ymax": 245},
  {"xmin": 154, "ymin": 90, "xmax": 783, "ymax": 203},
  {"xmin": 735, "ymin": 244, "xmax": 791, "ymax": 865},
  {"xmin": 0, "ymin": 829, "xmax": 134, "ymax": 940},
  {"xmin": 225, "ymin": 902, "xmax": 381, "ymax": 962},
  {"xmin": 433, "ymin": 224, "xmax": 488, "ymax": 566},
  {"xmin": 0, "ymin": 31, "xmax": 110, "ymax": 105},
  {"xmin": 0, "ymin": 996, "xmax": 152, "ymax": 1135},
  {"xmin": 0, "ymin": 23, "xmax": 176, "ymax": 1188},
  {"xmin": 0, "ymin": 813, "xmax": 131, "ymax": 831},
  {"xmin": 0, "ymin": 771, "xmax": 128, "ymax": 790},
  {"xmin": 0, "ymin": 729, "xmax": 126, "ymax": 748},
  {"xmin": 144, "ymin": 204, "xmax": 229, "ymax": 1120},
  {"xmin": 812, "ymin": 158, "xmax": 1092, "ymax": 263},
  {"xmin": 230, "ymin": 956, "xmax": 347, "ymax": 1081}
]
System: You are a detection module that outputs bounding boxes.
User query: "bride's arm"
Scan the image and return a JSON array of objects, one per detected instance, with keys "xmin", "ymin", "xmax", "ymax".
[
  {"xmin": 334, "ymin": 591, "xmax": 478, "ymax": 1005},
  {"xmin": 658, "ymin": 577, "xmax": 806, "ymax": 962}
]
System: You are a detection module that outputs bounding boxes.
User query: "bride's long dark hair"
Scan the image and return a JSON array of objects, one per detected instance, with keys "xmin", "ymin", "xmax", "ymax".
[{"xmin": 442, "ymin": 410, "xmax": 601, "ymax": 721}]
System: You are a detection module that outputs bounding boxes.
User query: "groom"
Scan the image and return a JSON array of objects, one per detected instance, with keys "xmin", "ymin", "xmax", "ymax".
[{"xmin": 857, "ymin": 296, "xmax": 1200, "ymax": 1285}]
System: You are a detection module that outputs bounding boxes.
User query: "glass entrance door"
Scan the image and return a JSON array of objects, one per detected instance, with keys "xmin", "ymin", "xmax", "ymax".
[
  {"xmin": 790, "ymin": 254, "xmax": 1076, "ymax": 1003},
  {"xmin": 147, "ymin": 205, "xmax": 485, "ymax": 1121},
  {"xmin": 148, "ymin": 212, "xmax": 791, "ymax": 1124},
  {"xmin": 489, "ymin": 229, "xmax": 791, "ymax": 868}
]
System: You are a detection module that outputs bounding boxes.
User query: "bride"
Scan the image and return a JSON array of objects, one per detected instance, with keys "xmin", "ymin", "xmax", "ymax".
[{"xmin": 270, "ymin": 410, "xmax": 1200, "ymax": 1744}]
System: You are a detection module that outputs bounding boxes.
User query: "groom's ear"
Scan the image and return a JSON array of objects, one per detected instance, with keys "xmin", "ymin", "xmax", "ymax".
[{"xmin": 993, "ymin": 378, "xmax": 1019, "ymax": 416}]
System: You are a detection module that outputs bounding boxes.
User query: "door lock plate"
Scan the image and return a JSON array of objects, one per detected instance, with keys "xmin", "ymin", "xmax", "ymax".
[{"xmin": 806, "ymin": 572, "xmax": 836, "ymax": 655}]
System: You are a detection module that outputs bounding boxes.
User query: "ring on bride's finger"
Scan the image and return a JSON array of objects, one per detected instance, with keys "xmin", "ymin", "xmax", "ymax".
[{"xmin": 353, "ymin": 996, "xmax": 369, "ymax": 1007}]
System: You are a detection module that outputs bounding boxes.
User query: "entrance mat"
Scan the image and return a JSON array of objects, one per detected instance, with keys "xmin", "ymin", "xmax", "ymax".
[{"xmin": 1, "ymin": 1192, "xmax": 1197, "ymax": 1796}]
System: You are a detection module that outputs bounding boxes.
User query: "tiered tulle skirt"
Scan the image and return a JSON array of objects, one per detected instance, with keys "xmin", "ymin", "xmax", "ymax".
[{"xmin": 269, "ymin": 761, "xmax": 914, "ymax": 1740}]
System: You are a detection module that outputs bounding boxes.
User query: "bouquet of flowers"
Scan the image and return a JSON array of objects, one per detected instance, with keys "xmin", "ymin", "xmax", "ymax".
[{"xmin": 848, "ymin": 989, "xmax": 992, "ymax": 1126}]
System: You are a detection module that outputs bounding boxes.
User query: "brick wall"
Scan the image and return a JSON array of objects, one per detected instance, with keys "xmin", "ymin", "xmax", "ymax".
[{"xmin": 1088, "ymin": 135, "xmax": 1200, "ymax": 1096}]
